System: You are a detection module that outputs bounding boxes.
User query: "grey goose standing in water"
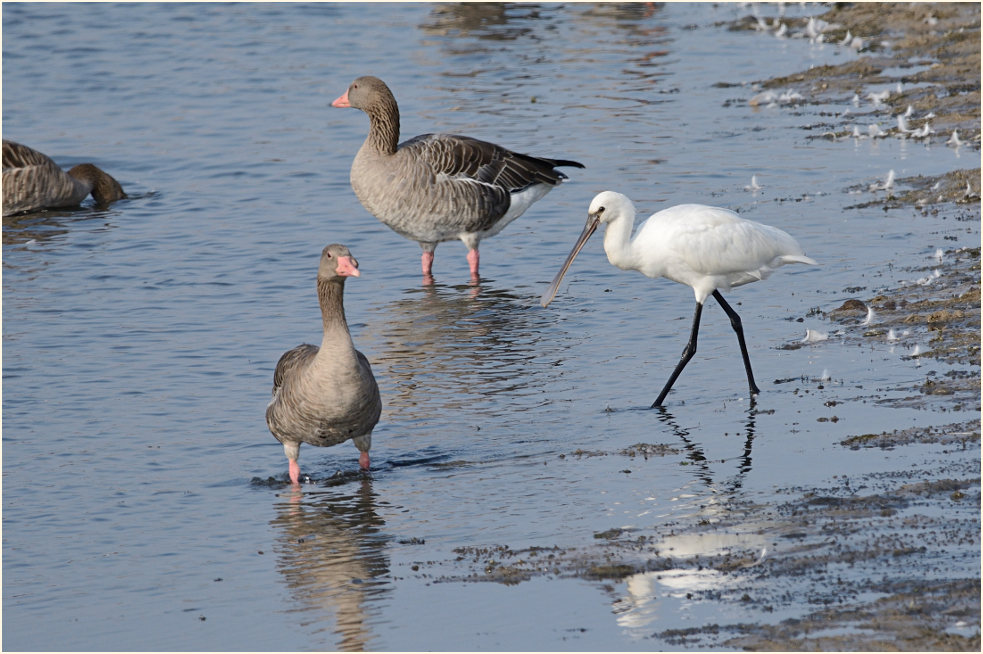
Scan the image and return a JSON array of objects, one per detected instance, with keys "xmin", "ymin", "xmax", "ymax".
[
  {"xmin": 331, "ymin": 76, "xmax": 584, "ymax": 282},
  {"xmin": 266, "ymin": 244, "xmax": 381, "ymax": 485},
  {"xmin": 2, "ymin": 140, "xmax": 126, "ymax": 216}
]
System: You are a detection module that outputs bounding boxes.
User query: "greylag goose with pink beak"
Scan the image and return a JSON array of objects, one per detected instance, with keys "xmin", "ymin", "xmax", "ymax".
[
  {"xmin": 266, "ymin": 244, "xmax": 381, "ymax": 484},
  {"xmin": 331, "ymin": 76, "xmax": 584, "ymax": 282},
  {"xmin": 2, "ymin": 140, "xmax": 126, "ymax": 216}
]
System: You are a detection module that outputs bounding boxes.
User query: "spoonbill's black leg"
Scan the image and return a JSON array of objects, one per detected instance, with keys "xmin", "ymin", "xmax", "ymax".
[
  {"xmin": 712, "ymin": 290, "xmax": 761, "ymax": 398},
  {"xmin": 653, "ymin": 300, "xmax": 705, "ymax": 407}
]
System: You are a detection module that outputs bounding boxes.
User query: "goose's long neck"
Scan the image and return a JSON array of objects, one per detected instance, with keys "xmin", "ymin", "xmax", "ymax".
[
  {"xmin": 67, "ymin": 164, "xmax": 125, "ymax": 205},
  {"xmin": 602, "ymin": 211, "xmax": 638, "ymax": 271},
  {"xmin": 365, "ymin": 97, "xmax": 400, "ymax": 156},
  {"xmin": 317, "ymin": 278, "xmax": 354, "ymax": 349}
]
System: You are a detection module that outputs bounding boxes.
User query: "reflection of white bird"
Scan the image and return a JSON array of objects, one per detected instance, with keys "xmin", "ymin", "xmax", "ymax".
[
  {"xmin": 745, "ymin": 175, "xmax": 762, "ymax": 192},
  {"xmin": 541, "ymin": 191, "xmax": 817, "ymax": 406}
]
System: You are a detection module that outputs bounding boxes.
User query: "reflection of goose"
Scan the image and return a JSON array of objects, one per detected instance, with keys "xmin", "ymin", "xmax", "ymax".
[
  {"xmin": 420, "ymin": 3, "xmax": 512, "ymax": 38},
  {"xmin": 271, "ymin": 478, "xmax": 389, "ymax": 651},
  {"xmin": 331, "ymin": 76, "xmax": 583, "ymax": 282},
  {"xmin": 3, "ymin": 210, "xmax": 72, "ymax": 247},
  {"xmin": 2, "ymin": 140, "xmax": 126, "ymax": 216},
  {"xmin": 364, "ymin": 283, "xmax": 549, "ymax": 417},
  {"xmin": 267, "ymin": 244, "xmax": 382, "ymax": 484}
]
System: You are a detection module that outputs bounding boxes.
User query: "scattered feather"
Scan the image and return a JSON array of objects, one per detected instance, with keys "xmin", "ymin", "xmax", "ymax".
[
  {"xmin": 867, "ymin": 89, "xmax": 889, "ymax": 109},
  {"xmin": 915, "ymin": 269, "xmax": 941, "ymax": 285},
  {"xmin": 870, "ymin": 169, "xmax": 895, "ymax": 191},
  {"xmin": 911, "ymin": 122, "xmax": 934, "ymax": 139},
  {"xmin": 749, "ymin": 90, "xmax": 776, "ymax": 107},
  {"xmin": 801, "ymin": 329, "xmax": 829, "ymax": 344}
]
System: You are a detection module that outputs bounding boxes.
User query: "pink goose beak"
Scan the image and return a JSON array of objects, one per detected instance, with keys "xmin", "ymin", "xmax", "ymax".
[{"xmin": 331, "ymin": 90, "xmax": 351, "ymax": 108}]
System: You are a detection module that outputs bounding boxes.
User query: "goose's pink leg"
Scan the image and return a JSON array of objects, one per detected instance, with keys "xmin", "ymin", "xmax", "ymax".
[
  {"xmin": 422, "ymin": 251, "xmax": 436, "ymax": 285},
  {"xmin": 421, "ymin": 251, "xmax": 435, "ymax": 276},
  {"xmin": 288, "ymin": 459, "xmax": 301, "ymax": 485},
  {"xmin": 359, "ymin": 451, "xmax": 370, "ymax": 470},
  {"xmin": 467, "ymin": 248, "xmax": 480, "ymax": 281}
]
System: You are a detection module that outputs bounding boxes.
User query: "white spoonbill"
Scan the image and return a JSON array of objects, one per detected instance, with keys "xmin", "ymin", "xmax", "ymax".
[{"xmin": 541, "ymin": 191, "xmax": 817, "ymax": 407}]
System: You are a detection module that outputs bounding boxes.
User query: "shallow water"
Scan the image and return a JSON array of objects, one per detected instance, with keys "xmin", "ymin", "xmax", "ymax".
[{"xmin": 2, "ymin": 3, "xmax": 978, "ymax": 651}]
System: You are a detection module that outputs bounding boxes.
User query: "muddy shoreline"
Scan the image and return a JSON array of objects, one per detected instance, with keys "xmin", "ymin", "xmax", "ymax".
[{"xmin": 402, "ymin": 4, "xmax": 982, "ymax": 650}]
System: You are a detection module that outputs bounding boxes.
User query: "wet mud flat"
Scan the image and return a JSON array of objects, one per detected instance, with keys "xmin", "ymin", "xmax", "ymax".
[{"xmin": 399, "ymin": 4, "xmax": 982, "ymax": 650}]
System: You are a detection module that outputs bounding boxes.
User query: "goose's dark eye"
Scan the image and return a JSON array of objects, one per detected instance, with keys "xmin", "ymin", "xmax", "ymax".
[
  {"xmin": 597, "ymin": 206, "xmax": 605, "ymax": 214},
  {"xmin": 326, "ymin": 252, "xmax": 333, "ymax": 258}
]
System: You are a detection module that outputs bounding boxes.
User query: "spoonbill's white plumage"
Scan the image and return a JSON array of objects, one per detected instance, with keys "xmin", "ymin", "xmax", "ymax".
[{"xmin": 541, "ymin": 191, "xmax": 817, "ymax": 407}]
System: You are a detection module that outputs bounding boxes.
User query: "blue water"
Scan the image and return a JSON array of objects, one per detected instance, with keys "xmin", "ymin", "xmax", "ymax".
[{"xmin": 3, "ymin": 3, "xmax": 978, "ymax": 650}]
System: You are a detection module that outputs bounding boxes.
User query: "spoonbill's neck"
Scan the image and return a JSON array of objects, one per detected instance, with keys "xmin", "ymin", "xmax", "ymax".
[{"xmin": 602, "ymin": 211, "xmax": 638, "ymax": 271}]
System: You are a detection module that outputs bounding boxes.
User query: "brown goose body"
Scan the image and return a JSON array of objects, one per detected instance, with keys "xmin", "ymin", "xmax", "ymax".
[
  {"xmin": 266, "ymin": 244, "xmax": 381, "ymax": 484},
  {"xmin": 332, "ymin": 76, "xmax": 584, "ymax": 281},
  {"xmin": 2, "ymin": 140, "xmax": 126, "ymax": 216}
]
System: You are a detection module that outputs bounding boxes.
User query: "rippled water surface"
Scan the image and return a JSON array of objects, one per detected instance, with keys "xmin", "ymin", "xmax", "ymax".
[{"xmin": 3, "ymin": 3, "xmax": 978, "ymax": 651}]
